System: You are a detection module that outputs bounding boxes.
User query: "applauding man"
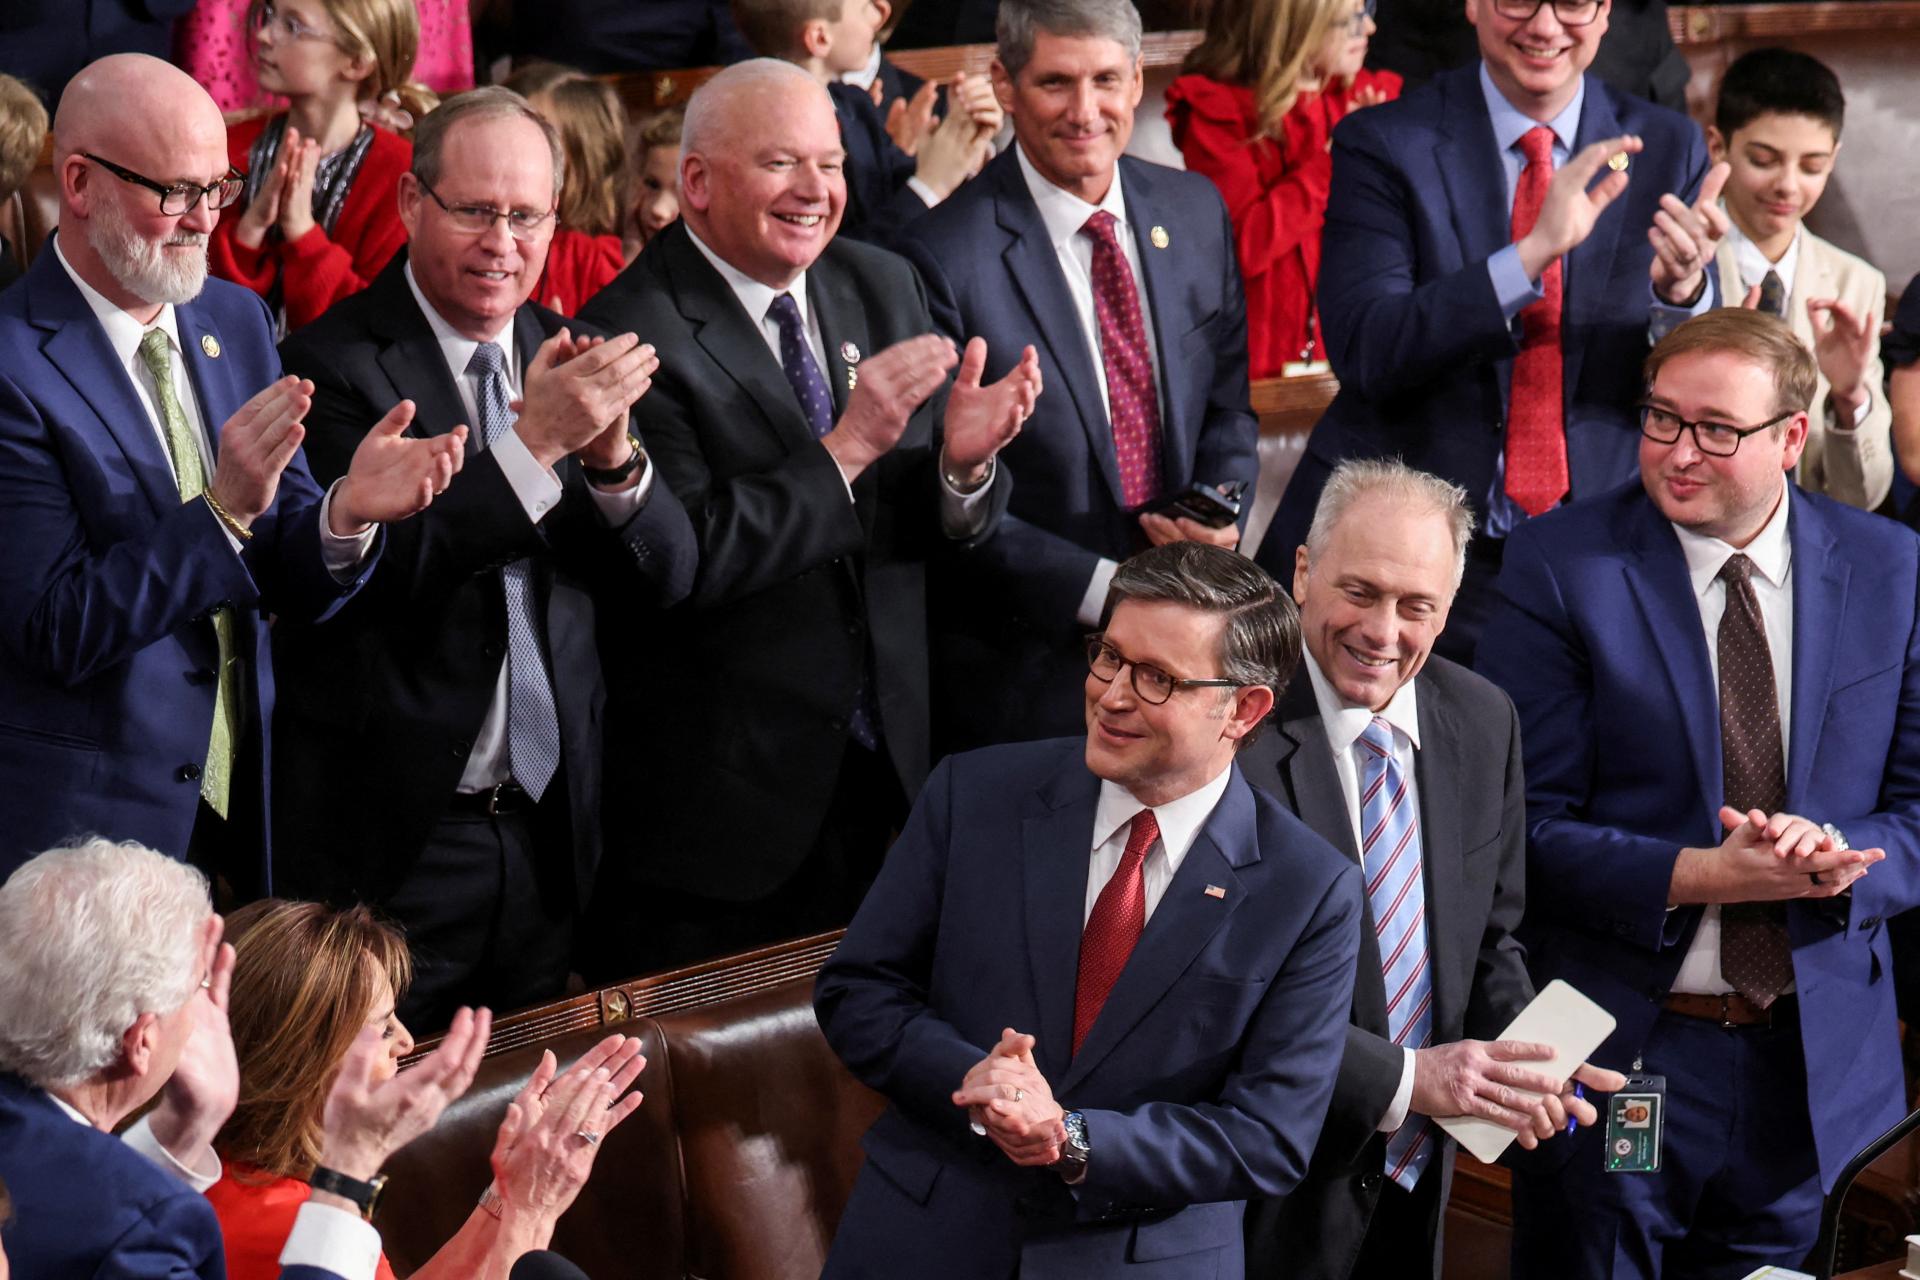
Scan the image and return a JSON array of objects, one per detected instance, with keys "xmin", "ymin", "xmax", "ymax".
[{"xmin": 0, "ymin": 55, "xmax": 464, "ymax": 889}]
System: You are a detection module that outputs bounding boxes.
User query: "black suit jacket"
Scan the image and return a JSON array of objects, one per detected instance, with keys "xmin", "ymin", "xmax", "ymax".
[
  {"xmin": 1236, "ymin": 656, "xmax": 1533, "ymax": 1280},
  {"xmin": 829, "ymin": 80, "xmax": 927, "ymax": 249},
  {"xmin": 577, "ymin": 222, "xmax": 1009, "ymax": 902},
  {"xmin": 269, "ymin": 255, "xmax": 697, "ymax": 907}
]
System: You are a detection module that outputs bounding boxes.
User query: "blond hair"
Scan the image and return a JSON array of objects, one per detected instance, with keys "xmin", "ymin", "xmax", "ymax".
[
  {"xmin": 1181, "ymin": 0, "xmax": 1353, "ymax": 138},
  {"xmin": 1645, "ymin": 309, "xmax": 1820, "ymax": 419},
  {"xmin": 505, "ymin": 64, "xmax": 629, "ymax": 237},
  {"xmin": 247, "ymin": 0, "xmax": 433, "ymax": 118},
  {"xmin": 0, "ymin": 74, "xmax": 49, "ymax": 198}
]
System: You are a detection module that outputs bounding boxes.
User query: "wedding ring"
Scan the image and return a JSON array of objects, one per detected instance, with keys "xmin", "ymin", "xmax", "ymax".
[
  {"xmin": 573, "ymin": 1129, "xmax": 601, "ymax": 1146},
  {"xmin": 1809, "ymin": 871, "xmax": 1822, "ymax": 886},
  {"xmin": 1012, "ymin": 1088, "xmax": 1025, "ymax": 1103}
]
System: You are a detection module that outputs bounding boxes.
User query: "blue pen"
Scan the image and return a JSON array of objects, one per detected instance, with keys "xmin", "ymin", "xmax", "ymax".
[{"xmin": 1566, "ymin": 1082, "xmax": 1584, "ymax": 1136}]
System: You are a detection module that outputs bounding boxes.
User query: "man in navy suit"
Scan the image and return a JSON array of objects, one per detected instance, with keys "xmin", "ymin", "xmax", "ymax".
[
  {"xmin": 1260, "ymin": 0, "xmax": 1729, "ymax": 663},
  {"xmin": 0, "ymin": 55, "xmax": 464, "ymax": 887},
  {"xmin": 898, "ymin": 0, "xmax": 1259, "ymax": 752},
  {"xmin": 815, "ymin": 542, "xmax": 1362, "ymax": 1280},
  {"xmin": 0, "ymin": 839, "xmax": 492, "ymax": 1280},
  {"xmin": 1477, "ymin": 309, "xmax": 1920, "ymax": 1277}
]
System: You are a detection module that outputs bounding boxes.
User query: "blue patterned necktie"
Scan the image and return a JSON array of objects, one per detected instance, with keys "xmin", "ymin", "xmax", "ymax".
[
  {"xmin": 467, "ymin": 341, "xmax": 562, "ymax": 800},
  {"xmin": 765, "ymin": 292, "xmax": 878, "ymax": 750},
  {"xmin": 1360, "ymin": 716, "xmax": 1436, "ymax": 1189}
]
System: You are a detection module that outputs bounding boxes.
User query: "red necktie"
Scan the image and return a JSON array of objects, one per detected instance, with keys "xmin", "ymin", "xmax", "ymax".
[
  {"xmin": 1505, "ymin": 126, "xmax": 1569, "ymax": 517},
  {"xmin": 1073, "ymin": 809, "xmax": 1160, "ymax": 1055},
  {"xmin": 1082, "ymin": 211, "xmax": 1164, "ymax": 509}
]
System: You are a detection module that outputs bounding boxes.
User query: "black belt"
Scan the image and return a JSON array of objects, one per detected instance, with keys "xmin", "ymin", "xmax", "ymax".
[{"xmin": 448, "ymin": 780, "xmax": 535, "ymax": 816}]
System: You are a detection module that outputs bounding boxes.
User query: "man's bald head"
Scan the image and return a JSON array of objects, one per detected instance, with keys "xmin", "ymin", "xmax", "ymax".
[
  {"xmin": 55, "ymin": 55, "xmax": 224, "ymax": 165},
  {"xmin": 681, "ymin": 58, "xmax": 827, "ymax": 162}
]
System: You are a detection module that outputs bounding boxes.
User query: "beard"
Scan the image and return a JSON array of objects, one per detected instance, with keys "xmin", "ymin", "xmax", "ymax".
[{"xmin": 86, "ymin": 194, "xmax": 209, "ymax": 306}]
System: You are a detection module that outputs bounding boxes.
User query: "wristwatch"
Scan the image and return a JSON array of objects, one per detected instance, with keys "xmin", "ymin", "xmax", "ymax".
[
  {"xmin": 581, "ymin": 433, "xmax": 645, "ymax": 486},
  {"xmin": 1052, "ymin": 1110, "xmax": 1090, "ymax": 1185},
  {"xmin": 309, "ymin": 1166, "xmax": 389, "ymax": 1221}
]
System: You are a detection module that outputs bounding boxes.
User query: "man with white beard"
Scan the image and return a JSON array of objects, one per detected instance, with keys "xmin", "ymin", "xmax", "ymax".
[{"xmin": 0, "ymin": 54, "xmax": 468, "ymax": 891}]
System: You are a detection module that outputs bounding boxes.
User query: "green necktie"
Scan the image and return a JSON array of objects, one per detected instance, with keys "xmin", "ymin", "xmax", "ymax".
[{"xmin": 137, "ymin": 328, "xmax": 237, "ymax": 819}]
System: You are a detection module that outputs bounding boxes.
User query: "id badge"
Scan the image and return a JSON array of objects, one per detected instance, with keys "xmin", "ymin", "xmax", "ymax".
[{"xmin": 1604, "ymin": 1074, "xmax": 1666, "ymax": 1173}]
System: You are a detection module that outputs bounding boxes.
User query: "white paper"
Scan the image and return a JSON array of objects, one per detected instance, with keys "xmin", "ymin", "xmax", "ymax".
[{"xmin": 1435, "ymin": 978, "xmax": 1618, "ymax": 1164}]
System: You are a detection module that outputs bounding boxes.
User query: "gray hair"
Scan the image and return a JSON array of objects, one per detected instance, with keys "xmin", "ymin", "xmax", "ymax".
[
  {"xmin": 996, "ymin": 0, "xmax": 1144, "ymax": 79},
  {"xmin": 0, "ymin": 840, "xmax": 209, "ymax": 1088},
  {"xmin": 681, "ymin": 58, "xmax": 822, "ymax": 160},
  {"xmin": 1102, "ymin": 542, "xmax": 1300, "ymax": 745},
  {"xmin": 1305, "ymin": 459, "xmax": 1476, "ymax": 589},
  {"xmin": 412, "ymin": 86, "xmax": 565, "ymax": 200}
]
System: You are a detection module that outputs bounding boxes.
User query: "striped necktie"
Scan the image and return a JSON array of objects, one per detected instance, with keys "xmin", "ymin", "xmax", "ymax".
[{"xmin": 1360, "ymin": 716, "xmax": 1435, "ymax": 1189}]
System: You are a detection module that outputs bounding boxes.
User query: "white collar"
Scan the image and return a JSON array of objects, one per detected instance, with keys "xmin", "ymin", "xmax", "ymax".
[
  {"xmin": 1301, "ymin": 648, "xmax": 1423, "ymax": 755},
  {"xmin": 1723, "ymin": 216, "xmax": 1801, "ymax": 290},
  {"xmin": 684, "ymin": 224, "xmax": 815, "ymax": 334},
  {"xmin": 44, "ymin": 1087, "xmax": 94, "ymax": 1128},
  {"xmin": 1091, "ymin": 762, "xmax": 1234, "ymax": 859},
  {"xmin": 53, "ymin": 235, "xmax": 186, "ymax": 372},
  {"xmin": 1014, "ymin": 142, "xmax": 1130, "ymax": 254},
  {"xmin": 403, "ymin": 261, "xmax": 516, "ymax": 371},
  {"xmin": 1672, "ymin": 477, "xmax": 1794, "ymax": 597},
  {"xmin": 841, "ymin": 42, "xmax": 884, "ymax": 91}
]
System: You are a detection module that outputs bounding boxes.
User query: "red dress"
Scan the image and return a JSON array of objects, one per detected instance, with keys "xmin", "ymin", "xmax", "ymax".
[
  {"xmin": 534, "ymin": 227, "xmax": 626, "ymax": 317},
  {"xmin": 1166, "ymin": 69, "xmax": 1401, "ymax": 379},
  {"xmin": 208, "ymin": 115, "xmax": 412, "ymax": 333},
  {"xmin": 205, "ymin": 1159, "xmax": 399, "ymax": 1280}
]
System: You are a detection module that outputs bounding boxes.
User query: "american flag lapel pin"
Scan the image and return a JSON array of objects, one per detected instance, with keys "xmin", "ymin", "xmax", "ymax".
[{"xmin": 1204, "ymin": 884, "xmax": 1227, "ymax": 899}]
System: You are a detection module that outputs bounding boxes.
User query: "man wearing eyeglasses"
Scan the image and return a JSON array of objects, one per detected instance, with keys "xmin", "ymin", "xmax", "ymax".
[
  {"xmin": 269, "ymin": 86, "xmax": 699, "ymax": 1030},
  {"xmin": 0, "ymin": 53, "xmax": 466, "ymax": 891},
  {"xmin": 816, "ymin": 541, "xmax": 1362, "ymax": 1280},
  {"xmin": 1259, "ymin": 0, "xmax": 1730, "ymax": 667},
  {"xmin": 1477, "ymin": 308, "xmax": 1920, "ymax": 1277}
]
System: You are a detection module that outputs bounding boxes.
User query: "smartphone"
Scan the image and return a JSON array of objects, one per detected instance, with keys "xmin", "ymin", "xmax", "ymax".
[{"xmin": 1141, "ymin": 481, "xmax": 1245, "ymax": 529}]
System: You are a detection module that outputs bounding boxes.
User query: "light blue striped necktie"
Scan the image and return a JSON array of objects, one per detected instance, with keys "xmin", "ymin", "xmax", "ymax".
[
  {"xmin": 468, "ymin": 341, "xmax": 561, "ymax": 801},
  {"xmin": 1360, "ymin": 715, "xmax": 1435, "ymax": 1189}
]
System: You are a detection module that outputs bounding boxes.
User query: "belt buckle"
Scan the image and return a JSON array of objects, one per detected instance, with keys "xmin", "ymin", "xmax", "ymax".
[
  {"xmin": 1718, "ymin": 993, "xmax": 1740, "ymax": 1029},
  {"xmin": 486, "ymin": 781, "xmax": 507, "ymax": 817}
]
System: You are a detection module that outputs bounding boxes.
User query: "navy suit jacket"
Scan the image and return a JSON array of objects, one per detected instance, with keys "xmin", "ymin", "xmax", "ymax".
[
  {"xmin": 1475, "ymin": 482, "xmax": 1920, "ymax": 1190},
  {"xmin": 830, "ymin": 81, "xmax": 929, "ymax": 249},
  {"xmin": 0, "ymin": 247, "xmax": 376, "ymax": 885},
  {"xmin": 815, "ymin": 739, "xmax": 1363, "ymax": 1279},
  {"xmin": 899, "ymin": 149, "xmax": 1259, "ymax": 746},
  {"xmin": 0, "ymin": 1074, "xmax": 342, "ymax": 1279},
  {"xmin": 1261, "ymin": 65, "xmax": 1710, "ymax": 576}
]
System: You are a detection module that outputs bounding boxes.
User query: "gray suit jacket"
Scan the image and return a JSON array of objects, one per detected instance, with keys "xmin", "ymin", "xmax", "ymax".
[{"xmin": 1236, "ymin": 654, "xmax": 1534, "ymax": 1280}]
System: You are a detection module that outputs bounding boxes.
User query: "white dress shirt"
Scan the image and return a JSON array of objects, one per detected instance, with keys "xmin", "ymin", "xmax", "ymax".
[
  {"xmin": 52, "ymin": 239, "xmax": 375, "ymax": 574},
  {"xmin": 1302, "ymin": 652, "xmax": 1424, "ymax": 1133},
  {"xmin": 46, "ymin": 1089, "xmax": 380, "ymax": 1280},
  {"xmin": 401, "ymin": 265, "xmax": 654, "ymax": 793},
  {"xmin": 682, "ymin": 224, "xmax": 992, "ymax": 535},
  {"xmin": 1005, "ymin": 145, "xmax": 1166, "ymax": 631},
  {"xmin": 1668, "ymin": 479, "xmax": 1796, "ymax": 995},
  {"xmin": 1084, "ymin": 765, "xmax": 1232, "ymax": 926}
]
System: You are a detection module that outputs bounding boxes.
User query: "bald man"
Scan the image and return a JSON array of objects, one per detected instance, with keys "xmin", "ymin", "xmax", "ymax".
[
  {"xmin": 578, "ymin": 58, "xmax": 1039, "ymax": 975},
  {"xmin": 0, "ymin": 54, "xmax": 464, "ymax": 887}
]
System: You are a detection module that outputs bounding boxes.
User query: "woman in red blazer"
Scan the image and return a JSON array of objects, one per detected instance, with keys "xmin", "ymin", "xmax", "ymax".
[
  {"xmin": 209, "ymin": 0, "xmax": 428, "ymax": 334},
  {"xmin": 1167, "ymin": 0, "xmax": 1399, "ymax": 379}
]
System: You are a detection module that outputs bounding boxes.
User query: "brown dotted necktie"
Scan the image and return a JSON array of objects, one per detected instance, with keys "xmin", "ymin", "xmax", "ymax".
[{"xmin": 1716, "ymin": 553, "xmax": 1793, "ymax": 1006}]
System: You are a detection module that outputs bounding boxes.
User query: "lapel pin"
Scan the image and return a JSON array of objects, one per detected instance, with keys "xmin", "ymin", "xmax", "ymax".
[
  {"xmin": 1150, "ymin": 225, "xmax": 1170, "ymax": 250},
  {"xmin": 1204, "ymin": 884, "xmax": 1227, "ymax": 899},
  {"xmin": 1608, "ymin": 151, "xmax": 1630, "ymax": 173},
  {"xmin": 200, "ymin": 334, "xmax": 221, "ymax": 358},
  {"xmin": 840, "ymin": 341, "xmax": 862, "ymax": 364}
]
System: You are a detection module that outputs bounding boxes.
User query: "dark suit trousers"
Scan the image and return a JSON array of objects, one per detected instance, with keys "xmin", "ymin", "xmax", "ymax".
[
  {"xmin": 386, "ymin": 788, "xmax": 574, "ymax": 1034},
  {"xmin": 1510, "ymin": 1006, "xmax": 1821, "ymax": 1280}
]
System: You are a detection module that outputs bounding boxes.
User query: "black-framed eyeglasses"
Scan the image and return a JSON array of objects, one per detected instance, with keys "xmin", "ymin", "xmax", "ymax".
[
  {"xmin": 1488, "ymin": 0, "xmax": 1606, "ymax": 26},
  {"xmin": 1341, "ymin": 0, "xmax": 1378, "ymax": 36},
  {"xmin": 251, "ymin": 0, "xmax": 338, "ymax": 45},
  {"xmin": 1637, "ymin": 403, "xmax": 1794, "ymax": 457},
  {"xmin": 416, "ymin": 175, "xmax": 557, "ymax": 242},
  {"xmin": 1086, "ymin": 636, "xmax": 1248, "ymax": 706},
  {"xmin": 82, "ymin": 153, "xmax": 246, "ymax": 216}
]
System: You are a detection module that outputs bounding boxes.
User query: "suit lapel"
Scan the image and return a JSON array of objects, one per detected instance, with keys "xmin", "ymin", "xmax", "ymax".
[
  {"xmin": 1118, "ymin": 159, "xmax": 1194, "ymax": 492},
  {"xmin": 173, "ymin": 303, "xmax": 249, "ymax": 463},
  {"xmin": 991, "ymin": 153, "xmax": 1127, "ymax": 509},
  {"xmin": 368, "ymin": 261, "xmax": 471, "ymax": 443},
  {"xmin": 1414, "ymin": 680, "xmax": 1470, "ymax": 1039},
  {"xmin": 1059, "ymin": 770, "xmax": 1256, "ymax": 1093},
  {"xmin": 1434, "ymin": 68, "xmax": 1512, "ymax": 289},
  {"xmin": 808, "ymin": 260, "xmax": 881, "ymax": 522},
  {"xmin": 1785, "ymin": 492, "xmax": 1847, "ymax": 804},
  {"xmin": 1022, "ymin": 755, "xmax": 1100, "ymax": 1084},
  {"xmin": 1565, "ymin": 80, "xmax": 1625, "ymax": 407},
  {"xmin": 1622, "ymin": 501, "xmax": 1721, "ymax": 831}
]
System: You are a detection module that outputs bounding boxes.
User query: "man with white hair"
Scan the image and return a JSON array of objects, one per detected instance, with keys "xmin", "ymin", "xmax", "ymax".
[
  {"xmin": 0, "ymin": 54, "xmax": 467, "ymax": 888},
  {"xmin": 0, "ymin": 839, "xmax": 492, "ymax": 1278}
]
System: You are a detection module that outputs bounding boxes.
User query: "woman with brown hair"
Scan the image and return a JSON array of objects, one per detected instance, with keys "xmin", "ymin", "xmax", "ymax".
[
  {"xmin": 206, "ymin": 900, "xmax": 645, "ymax": 1280},
  {"xmin": 1165, "ymin": 0, "xmax": 1400, "ymax": 378},
  {"xmin": 503, "ymin": 62, "xmax": 630, "ymax": 316}
]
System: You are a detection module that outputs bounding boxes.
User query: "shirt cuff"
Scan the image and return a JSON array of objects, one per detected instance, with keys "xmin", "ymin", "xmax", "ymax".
[
  {"xmin": 1647, "ymin": 276, "xmax": 1713, "ymax": 345},
  {"xmin": 937, "ymin": 454, "xmax": 994, "ymax": 538},
  {"xmin": 280, "ymin": 1202, "xmax": 382, "ymax": 1280},
  {"xmin": 1378, "ymin": 1047, "xmax": 1418, "ymax": 1133},
  {"xmin": 906, "ymin": 176, "xmax": 941, "ymax": 209},
  {"xmin": 496, "ymin": 426, "xmax": 566, "ymax": 523},
  {"xmin": 1488, "ymin": 245, "xmax": 1544, "ymax": 321},
  {"xmin": 121, "ymin": 1115, "xmax": 221, "ymax": 1193},
  {"xmin": 1076, "ymin": 558, "xmax": 1121, "ymax": 630},
  {"xmin": 1826, "ymin": 388, "xmax": 1873, "ymax": 432},
  {"xmin": 584, "ymin": 452, "xmax": 656, "ymax": 525},
  {"xmin": 318, "ymin": 479, "xmax": 379, "ymax": 581}
]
